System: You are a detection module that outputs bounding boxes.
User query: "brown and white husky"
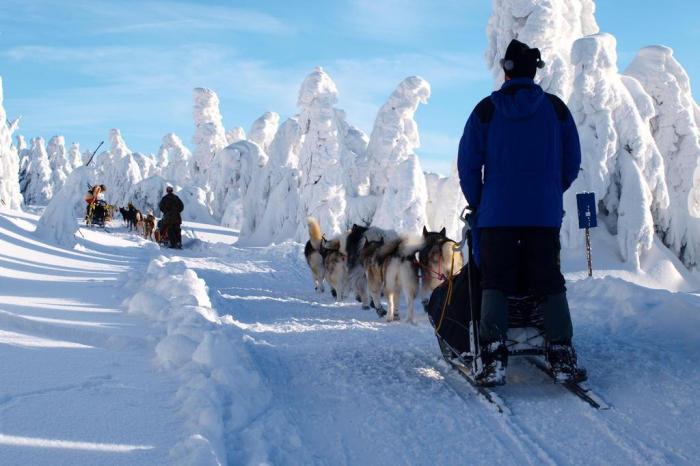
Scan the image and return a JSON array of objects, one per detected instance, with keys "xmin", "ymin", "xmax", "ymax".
[
  {"xmin": 319, "ymin": 237, "xmax": 348, "ymax": 301},
  {"xmin": 418, "ymin": 227, "xmax": 464, "ymax": 309},
  {"xmin": 304, "ymin": 217, "xmax": 326, "ymax": 293}
]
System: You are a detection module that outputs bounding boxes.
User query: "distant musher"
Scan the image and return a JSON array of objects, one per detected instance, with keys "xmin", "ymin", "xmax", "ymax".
[
  {"xmin": 84, "ymin": 184, "xmax": 108, "ymax": 226},
  {"xmin": 457, "ymin": 39, "xmax": 585, "ymax": 386},
  {"xmin": 158, "ymin": 186, "xmax": 184, "ymax": 249}
]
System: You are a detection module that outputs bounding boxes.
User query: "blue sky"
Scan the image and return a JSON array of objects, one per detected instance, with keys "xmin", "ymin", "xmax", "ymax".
[{"xmin": 1, "ymin": 0, "xmax": 698, "ymax": 174}]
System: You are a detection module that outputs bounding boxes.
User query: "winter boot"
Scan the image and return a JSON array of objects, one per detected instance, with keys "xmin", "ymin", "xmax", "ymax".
[
  {"xmin": 476, "ymin": 341, "xmax": 508, "ymax": 387},
  {"xmin": 546, "ymin": 343, "xmax": 587, "ymax": 383}
]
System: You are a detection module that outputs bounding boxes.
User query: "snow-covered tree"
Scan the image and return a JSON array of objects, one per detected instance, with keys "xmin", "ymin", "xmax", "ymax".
[
  {"xmin": 94, "ymin": 129, "xmax": 143, "ymax": 207},
  {"xmin": 159, "ymin": 133, "xmax": 192, "ymax": 187},
  {"xmin": 16, "ymin": 134, "xmax": 26, "ymax": 152},
  {"xmin": 0, "ymin": 77, "xmax": 22, "ymax": 210},
  {"xmin": 234, "ymin": 143, "xmax": 270, "ymax": 239},
  {"xmin": 109, "ymin": 128, "xmax": 131, "ymax": 158},
  {"xmin": 22, "ymin": 137, "xmax": 53, "ymax": 205},
  {"xmin": 425, "ymin": 163, "xmax": 467, "ymax": 240},
  {"xmin": 248, "ymin": 112, "xmax": 279, "ymax": 154},
  {"xmin": 132, "ymin": 152, "xmax": 157, "ymax": 179},
  {"xmin": 563, "ymin": 33, "xmax": 670, "ymax": 268},
  {"xmin": 339, "ymin": 118, "xmax": 376, "ymax": 229},
  {"xmin": 239, "ymin": 117, "xmax": 303, "ymax": 245},
  {"xmin": 47, "ymin": 135, "xmax": 71, "ymax": 193},
  {"xmin": 17, "ymin": 136, "xmax": 31, "ymax": 197},
  {"xmin": 67, "ymin": 142, "xmax": 83, "ymax": 169},
  {"xmin": 127, "ymin": 175, "xmax": 169, "ymax": 215},
  {"xmin": 367, "ymin": 76, "xmax": 430, "ymax": 234},
  {"xmin": 191, "ymin": 87, "xmax": 227, "ymax": 182},
  {"xmin": 177, "ymin": 185, "xmax": 216, "ymax": 224},
  {"xmin": 293, "ymin": 67, "xmax": 348, "ymax": 240},
  {"xmin": 624, "ymin": 46, "xmax": 700, "ymax": 269},
  {"xmin": 209, "ymin": 140, "xmax": 268, "ymax": 229},
  {"xmin": 226, "ymin": 126, "xmax": 246, "ymax": 145},
  {"xmin": 35, "ymin": 165, "xmax": 99, "ymax": 247},
  {"xmin": 486, "ymin": 0, "xmax": 599, "ymax": 100}
]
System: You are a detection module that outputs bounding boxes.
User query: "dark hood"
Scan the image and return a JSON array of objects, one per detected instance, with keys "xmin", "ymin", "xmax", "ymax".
[{"xmin": 490, "ymin": 78, "xmax": 545, "ymax": 119}]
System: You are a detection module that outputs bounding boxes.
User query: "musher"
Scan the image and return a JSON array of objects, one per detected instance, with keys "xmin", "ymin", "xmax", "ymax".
[{"xmin": 457, "ymin": 39, "xmax": 586, "ymax": 386}]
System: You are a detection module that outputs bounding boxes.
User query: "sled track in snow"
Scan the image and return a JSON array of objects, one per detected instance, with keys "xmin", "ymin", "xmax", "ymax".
[{"xmin": 414, "ymin": 351, "xmax": 558, "ymax": 466}]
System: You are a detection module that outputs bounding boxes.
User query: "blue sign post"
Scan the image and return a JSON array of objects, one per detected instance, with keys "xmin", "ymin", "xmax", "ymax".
[{"xmin": 576, "ymin": 192, "xmax": 597, "ymax": 277}]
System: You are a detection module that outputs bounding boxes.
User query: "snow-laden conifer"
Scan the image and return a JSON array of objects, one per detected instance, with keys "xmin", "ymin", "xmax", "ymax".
[
  {"xmin": 367, "ymin": 76, "xmax": 430, "ymax": 234},
  {"xmin": 0, "ymin": 77, "xmax": 23, "ymax": 210},
  {"xmin": 625, "ymin": 46, "xmax": 700, "ymax": 268},
  {"xmin": 486, "ymin": 0, "xmax": 598, "ymax": 100}
]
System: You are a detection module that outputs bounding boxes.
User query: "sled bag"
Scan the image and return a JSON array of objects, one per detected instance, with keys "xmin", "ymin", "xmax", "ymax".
[{"xmin": 427, "ymin": 265, "xmax": 479, "ymax": 355}]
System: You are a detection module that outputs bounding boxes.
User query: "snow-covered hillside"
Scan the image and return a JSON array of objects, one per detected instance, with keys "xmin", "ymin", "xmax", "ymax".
[{"xmin": 1, "ymin": 209, "xmax": 699, "ymax": 465}]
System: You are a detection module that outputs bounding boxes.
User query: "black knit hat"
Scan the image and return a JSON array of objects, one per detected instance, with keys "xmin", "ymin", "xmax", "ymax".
[{"xmin": 501, "ymin": 39, "xmax": 545, "ymax": 79}]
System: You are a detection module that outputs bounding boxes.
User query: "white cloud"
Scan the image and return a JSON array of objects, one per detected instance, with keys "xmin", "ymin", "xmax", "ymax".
[
  {"xmin": 0, "ymin": 0, "xmax": 294, "ymax": 36},
  {"xmin": 345, "ymin": 0, "xmax": 482, "ymax": 42}
]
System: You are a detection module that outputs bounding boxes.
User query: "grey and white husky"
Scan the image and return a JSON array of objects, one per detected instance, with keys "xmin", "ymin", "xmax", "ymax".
[{"xmin": 361, "ymin": 234, "xmax": 422, "ymax": 323}]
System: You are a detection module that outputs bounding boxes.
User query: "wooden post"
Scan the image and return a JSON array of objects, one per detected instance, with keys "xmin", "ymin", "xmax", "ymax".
[
  {"xmin": 585, "ymin": 227, "xmax": 592, "ymax": 277},
  {"xmin": 584, "ymin": 205, "xmax": 593, "ymax": 277}
]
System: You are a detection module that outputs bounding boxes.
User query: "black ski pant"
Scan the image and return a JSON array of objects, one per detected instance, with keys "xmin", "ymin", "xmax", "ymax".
[
  {"xmin": 478, "ymin": 227, "xmax": 573, "ymax": 345},
  {"xmin": 167, "ymin": 223, "xmax": 182, "ymax": 248}
]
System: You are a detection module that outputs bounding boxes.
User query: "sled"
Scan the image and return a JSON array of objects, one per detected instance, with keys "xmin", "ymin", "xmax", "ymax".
[
  {"xmin": 85, "ymin": 200, "xmax": 112, "ymax": 229},
  {"xmin": 427, "ymin": 208, "xmax": 608, "ymax": 412}
]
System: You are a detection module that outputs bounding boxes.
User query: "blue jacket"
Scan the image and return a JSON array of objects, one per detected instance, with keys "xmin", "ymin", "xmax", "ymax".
[{"xmin": 457, "ymin": 78, "xmax": 581, "ymax": 228}]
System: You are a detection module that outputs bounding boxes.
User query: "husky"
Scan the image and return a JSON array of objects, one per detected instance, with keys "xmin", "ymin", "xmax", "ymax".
[
  {"xmin": 362, "ymin": 235, "xmax": 422, "ymax": 323},
  {"xmin": 320, "ymin": 237, "xmax": 348, "ymax": 301},
  {"xmin": 144, "ymin": 210, "xmax": 157, "ymax": 240},
  {"xmin": 304, "ymin": 217, "xmax": 326, "ymax": 293},
  {"xmin": 418, "ymin": 227, "xmax": 464, "ymax": 309},
  {"xmin": 341, "ymin": 224, "xmax": 371, "ymax": 309}
]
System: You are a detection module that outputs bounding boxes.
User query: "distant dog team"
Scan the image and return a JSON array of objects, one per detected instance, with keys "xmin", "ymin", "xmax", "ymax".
[{"xmin": 304, "ymin": 217, "xmax": 463, "ymax": 324}]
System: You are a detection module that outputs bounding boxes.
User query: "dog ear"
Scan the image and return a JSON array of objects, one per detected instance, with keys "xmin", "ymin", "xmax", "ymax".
[
  {"xmin": 439, "ymin": 227, "xmax": 446, "ymax": 237},
  {"xmin": 423, "ymin": 226, "xmax": 428, "ymax": 237}
]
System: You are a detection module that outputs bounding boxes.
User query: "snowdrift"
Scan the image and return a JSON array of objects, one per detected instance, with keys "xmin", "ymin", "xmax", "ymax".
[{"xmin": 125, "ymin": 256, "xmax": 283, "ymax": 465}]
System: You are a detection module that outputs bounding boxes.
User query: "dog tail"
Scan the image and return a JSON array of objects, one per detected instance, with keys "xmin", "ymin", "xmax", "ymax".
[
  {"xmin": 377, "ymin": 235, "xmax": 423, "ymax": 263},
  {"xmin": 376, "ymin": 238, "xmax": 401, "ymax": 263},
  {"xmin": 399, "ymin": 235, "xmax": 424, "ymax": 258},
  {"xmin": 307, "ymin": 217, "xmax": 323, "ymax": 250}
]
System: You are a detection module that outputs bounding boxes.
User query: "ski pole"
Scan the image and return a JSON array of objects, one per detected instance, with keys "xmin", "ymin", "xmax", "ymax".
[{"xmin": 85, "ymin": 141, "xmax": 104, "ymax": 167}]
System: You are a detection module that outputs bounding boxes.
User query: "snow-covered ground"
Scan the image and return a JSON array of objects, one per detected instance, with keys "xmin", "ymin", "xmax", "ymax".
[{"xmin": 1, "ymin": 208, "xmax": 699, "ymax": 465}]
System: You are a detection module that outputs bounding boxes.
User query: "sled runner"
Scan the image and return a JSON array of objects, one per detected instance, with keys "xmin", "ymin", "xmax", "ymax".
[{"xmin": 427, "ymin": 208, "xmax": 608, "ymax": 412}]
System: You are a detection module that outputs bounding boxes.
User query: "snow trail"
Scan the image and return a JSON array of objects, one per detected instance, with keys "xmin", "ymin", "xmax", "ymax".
[
  {"xmin": 171, "ymin": 238, "xmax": 700, "ymax": 465},
  {"xmin": 0, "ymin": 210, "xmax": 181, "ymax": 466}
]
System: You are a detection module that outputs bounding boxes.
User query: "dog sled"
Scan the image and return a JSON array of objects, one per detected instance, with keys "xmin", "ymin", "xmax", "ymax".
[
  {"xmin": 84, "ymin": 184, "xmax": 113, "ymax": 228},
  {"xmin": 427, "ymin": 209, "xmax": 608, "ymax": 412}
]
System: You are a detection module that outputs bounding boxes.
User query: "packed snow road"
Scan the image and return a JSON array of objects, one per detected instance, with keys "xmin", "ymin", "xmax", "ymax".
[
  {"xmin": 178, "ymin": 239, "xmax": 700, "ymax": 465},
  {"xmin": 1, "ymin": 210, "xmax": 699, "ymax": 465}
]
